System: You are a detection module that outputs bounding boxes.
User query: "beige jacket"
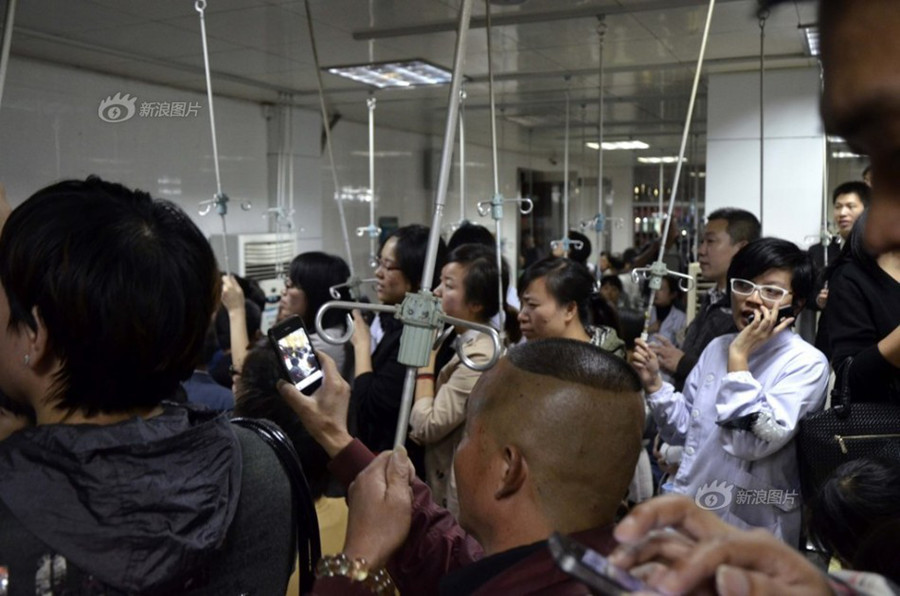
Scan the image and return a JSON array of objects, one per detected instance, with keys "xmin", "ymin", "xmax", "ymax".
[{"xmin": 409, "ymin": 329, "xmax": 494, "ymax": 517}]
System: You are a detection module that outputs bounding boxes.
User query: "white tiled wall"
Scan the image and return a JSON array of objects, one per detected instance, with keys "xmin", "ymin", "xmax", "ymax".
[{"xmin": 706, "ymin": 68, "xmax": 826, "ymax": 248}]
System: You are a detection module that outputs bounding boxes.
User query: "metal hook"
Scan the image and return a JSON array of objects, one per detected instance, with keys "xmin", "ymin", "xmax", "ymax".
[
  {"xmin": 476, "ymin": 195, "xmax": 532, "ymax": 219},
  {"xmin": 443, "ymin": 315, "xmax": 502, "ymax": 372},
  {"xmin": 315, "ymin": 296, "xmax": 502, "ymax": 374},
  {"xmin": 551, "ymin": 238, "xmax": 584, "ymax": 252},
  {"xmin": 315, "ymin": 301, "xmax": 394, "ymax": 345},
  {"xmin": 328, "ymin": 277, "xmax": 378, "ymax": 301},
  {"xmin": 194, "ymin": 0, "xmax": 207, "ymax": 14},
  {"xmin": 356, "ymin": 223, "xmax": 381, "ymax": 238},
  {"xmin": 677, "ymin": 275, "xmax": 695, "ymax": 293},
  {"xmin": 433, "ymin": 326, "xmax": 454, "ymax": 351}
]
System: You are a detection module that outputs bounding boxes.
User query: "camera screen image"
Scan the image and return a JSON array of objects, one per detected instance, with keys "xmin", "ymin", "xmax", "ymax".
[{"xmin": 276, "ymin": 327, "xmax": 323, "ymax": 391}]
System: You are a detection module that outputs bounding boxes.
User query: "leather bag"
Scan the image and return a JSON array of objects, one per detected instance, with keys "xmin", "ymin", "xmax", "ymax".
[{"xmin": 796, "ymin": 358, "xmax": 900, "ymax": 499}]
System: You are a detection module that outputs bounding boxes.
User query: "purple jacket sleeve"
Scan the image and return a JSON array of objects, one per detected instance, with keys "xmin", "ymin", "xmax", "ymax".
[{"xmin": 311, "ymin": 439, "xmax": 483, "ymax": 595}]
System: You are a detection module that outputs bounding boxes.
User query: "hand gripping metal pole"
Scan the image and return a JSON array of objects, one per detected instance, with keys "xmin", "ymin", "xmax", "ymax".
[
  {"xmin": 631, "ymin": 0, "xmax": 715, "ymax": 340},
  {"xmin": 195, "ymin": 0, "xmax": 251, "ymax": 274}
]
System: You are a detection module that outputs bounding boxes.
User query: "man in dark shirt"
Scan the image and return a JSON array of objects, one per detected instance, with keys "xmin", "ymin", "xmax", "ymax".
[
  {"xmin": 279, "ymin": 339, "xmax": 646, "ymax": 595},
  {"xmin": 650, "ymin": 208, "xmax": 761, "ymax": 390}
]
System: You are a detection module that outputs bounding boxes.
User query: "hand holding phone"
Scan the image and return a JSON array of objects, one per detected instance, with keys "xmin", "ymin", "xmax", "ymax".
[
  {"xmin": 746, "ymin": 304, "xmax": 793, "ymax": 325},
  {"xmin": 268, "ymin": 315, "xmax": 324, "ymax": 395},
  {"xmin": 549, "ymin": 532, "xmax": 657, "ymax": 595}
]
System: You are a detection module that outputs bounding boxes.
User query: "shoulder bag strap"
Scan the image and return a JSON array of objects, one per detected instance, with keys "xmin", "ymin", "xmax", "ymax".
[
  {"xmin": 831, "ymin": 357, "xmax": 854, "ymax": 418},
  {"xmin": 232, "ymin": 417, "xmax": 322, "ymax": 595}
]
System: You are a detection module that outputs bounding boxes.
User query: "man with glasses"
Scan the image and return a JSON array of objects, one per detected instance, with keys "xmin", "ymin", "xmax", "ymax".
[{"xmin": 632, "ymin": 238, "xmax": 828, "ymax": 545}]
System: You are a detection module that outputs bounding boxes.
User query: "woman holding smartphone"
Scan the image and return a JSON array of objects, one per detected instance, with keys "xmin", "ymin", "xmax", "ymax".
[
  {"xmin": 632, "ymin": 238, "xmax": 828, "ymax": 545},
  {"xmin": 277, "ymin": 251, "xmax": 354, "ymax": 382},
  {"xmin": 409, "ymin": 244, "xmax": 517, "ymax": 515}
]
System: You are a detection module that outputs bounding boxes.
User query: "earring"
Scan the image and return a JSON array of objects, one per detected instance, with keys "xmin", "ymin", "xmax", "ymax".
[{"xmin": 23, "ymin": 354, "xmax": 30, "ymax": 366}]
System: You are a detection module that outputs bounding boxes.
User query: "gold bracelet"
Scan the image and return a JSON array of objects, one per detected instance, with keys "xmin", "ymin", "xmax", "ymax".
[{"xmin": 315, "ymin": 553, "xmax": 395, "ymax": 595}]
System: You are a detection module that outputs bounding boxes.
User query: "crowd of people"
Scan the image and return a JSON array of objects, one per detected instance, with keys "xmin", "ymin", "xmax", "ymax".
[{"xmin": 0, "ymin": 0, "xmax": 900, "ymax": 593}]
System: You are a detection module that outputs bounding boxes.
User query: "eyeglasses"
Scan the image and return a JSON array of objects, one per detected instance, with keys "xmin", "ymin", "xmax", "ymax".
[
  {"xmin": 730, "ymin": 278, "xmax": 791, "ymax": 304},
  {"xmin": 374, "ymin": 257, "xmax": 401, "ymax": 272}
]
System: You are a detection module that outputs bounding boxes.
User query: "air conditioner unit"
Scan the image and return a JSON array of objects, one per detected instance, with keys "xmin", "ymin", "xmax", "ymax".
[{"xmin": 209, "ymin": 233, "xmax": 297, "ymax": 281}]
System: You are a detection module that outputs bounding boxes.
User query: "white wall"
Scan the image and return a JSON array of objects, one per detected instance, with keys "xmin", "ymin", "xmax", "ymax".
[
  {"xmin": 0, "ymin": 57, "xmax": 526, "ymax": 286},
  {"xmin": 706, "ymin": 68, "xmax": 825, "ymax": 248},
  {"xmin": 0, "ymin": 57, "xmax": 269, "ymax": 239}
]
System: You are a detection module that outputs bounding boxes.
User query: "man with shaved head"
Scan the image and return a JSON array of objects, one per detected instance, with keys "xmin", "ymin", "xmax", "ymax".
[{"xmin": 280, "ymin": 338, "xmax": 645, "ymax": 594}]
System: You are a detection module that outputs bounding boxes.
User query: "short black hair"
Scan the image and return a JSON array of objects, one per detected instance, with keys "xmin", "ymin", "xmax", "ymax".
[
  {"xmin": 447, "ymin": 222, "xmax": 494, "ymax": 251},
  {"xmin": 382, "ymin": 224, "xmax": 447, "ymax": 291},
  {"xmin": 832, "ymin": 180, "xmax": 871, "ymax": 207},
  {"xmin": 808, "ymin": 457, "xmax": 900, "ymax": 571},
  {"xmin": 519, "ymin": 257, "xmax": 595, "ymax": 328},
  {"xmin": 600, "ymin": 274, "xmax": 623, "ymax": 292},
  {"xmin": 706, "ymin": 208, "xmax": 762, "ymax": 245},
  {"xmin": 233, "ymin": 347, "xmax": 330, "ymax": 499},
  {"xmin": 827, "ymin": 210, "xmax": 880, "ymax": 281},
  {"xmin": 566, "ymin": 230, "xmax": 592, "ymax": 265},
  {"xmin": 506, "ymin": 338, "xmax": 641, "ymax": 393},
  {"xmin": 659, "ymin": 275, "xmax": 682, "ymax": 297},
  {"xmin": 289, "ymin": 252, "xmax": 352, "ymax": 329},
  {"xmin": 726, "ymin": 237, "xmax": 813, "ymax": 311},
  {"xmin": 0, "ymin": 176, "xmax": 220, "ymax": 413},
  {"xmin": 447, "ymin": 244, "xmax": 505, "ymax": 322}
]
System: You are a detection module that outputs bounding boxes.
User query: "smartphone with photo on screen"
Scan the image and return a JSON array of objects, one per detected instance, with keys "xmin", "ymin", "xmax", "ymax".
[
  {"xmin": 267, "ymin": 315, "xmax": 324, "ymax": 395},
  {"xmin": 549, "ymin": 532, "xmax": 658, "ymax": 595}
]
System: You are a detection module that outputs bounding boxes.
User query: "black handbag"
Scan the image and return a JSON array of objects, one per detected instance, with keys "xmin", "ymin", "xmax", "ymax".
[
  {"xmin": 232, "ymin": 417, "xmax": 322, "ymax": 595},
  {"xmin": 796, "ymin": 357, "xmax": 900, "ymax": 499}
]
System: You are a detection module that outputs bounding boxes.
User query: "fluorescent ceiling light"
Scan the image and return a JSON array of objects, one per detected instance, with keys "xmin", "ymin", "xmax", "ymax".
[
  {"xmin": 803, "ymin": 26, "xmax": 819, "ymax": 57},
  {"xmin": 335, "ymin": 187, "xmax": 374, "ymax": 202},
  {"xmin": 586, "ymin": 140, "xmax": 649, "ymax": 151},
  {"xmin": 826, "ymin": 135, "xmax": 847, "ymax": 144},
  {"xmin": 638, "ymin": 156, "xmax": 686, "ymax": 164},
  {"xmin": 326, "ymin": 59, "xmax": 453, "ymax": 89},
  {"xmin": 350, "ymin": 150, "xmax": 413, "ymax": 158},
  {"xmin": 831, "ymin": 151, "xmax": 865, "ymax": 160}
]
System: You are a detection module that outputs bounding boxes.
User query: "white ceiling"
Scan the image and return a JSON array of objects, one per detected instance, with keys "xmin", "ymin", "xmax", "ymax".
[{"xmin": 8, "ymin": 0, "xmax": 818, "ymax": 165}]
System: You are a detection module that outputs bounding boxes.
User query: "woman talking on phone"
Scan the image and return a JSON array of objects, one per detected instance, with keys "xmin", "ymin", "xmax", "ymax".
[
  {"xmin": 408, "ymin": 244, "xmax": 517, "ymax": 515},
  {"xmin": 632, "ymin": 238, "xmax": 828, "ymax": 545}
]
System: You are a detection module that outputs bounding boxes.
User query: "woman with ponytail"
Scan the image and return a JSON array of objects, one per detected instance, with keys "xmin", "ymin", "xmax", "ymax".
[{"xmin": 518, "ymin": 257, "xmax": 626, "ymax": 358}]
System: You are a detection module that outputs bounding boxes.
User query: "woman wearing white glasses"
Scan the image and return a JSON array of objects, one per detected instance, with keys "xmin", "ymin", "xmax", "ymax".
[{"xmin": 632, "ymin": 238, "xmax": 829, "ymax": 546}]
